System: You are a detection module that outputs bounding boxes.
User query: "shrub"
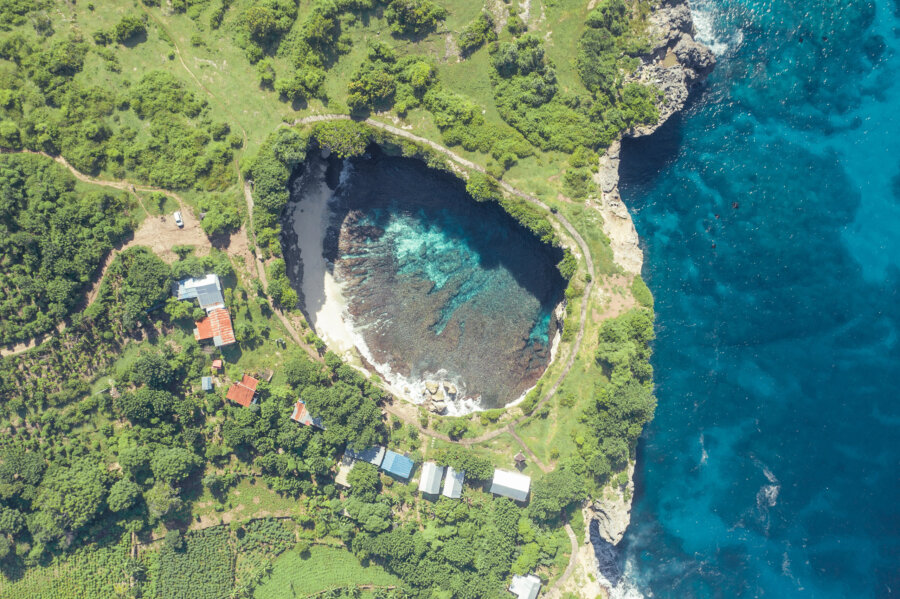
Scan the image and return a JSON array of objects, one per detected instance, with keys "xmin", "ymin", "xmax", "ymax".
[
  {"xmin": 312, "ymin": 120, "xmax": 370, "ymax": 158},
  {"xmin": 630, "ymin": 275, "xmax": 653, "ymax": 308},
  {"xmin": 384, "ymin": 0, "xmax": 447, "ymax": 37},
  {"xmin": 458, "ymin": 12, "xmax": 496, "ymax": 56},
  {"xmin": 113, "ymin": 15, "xmax": 146, "ymax": 44}
]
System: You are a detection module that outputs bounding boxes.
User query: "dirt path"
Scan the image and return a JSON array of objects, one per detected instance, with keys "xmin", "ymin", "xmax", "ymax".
[
  {"xmin": 0, "ymin": 150, "xmax": 210, "ymax": 357},
  {"xmin": 546, "ymin": 523, "xmax": 582, "ymax": 597},
  {"xmin": 142, "ymin": 11, "xmax": 311, "ymax": 358}
]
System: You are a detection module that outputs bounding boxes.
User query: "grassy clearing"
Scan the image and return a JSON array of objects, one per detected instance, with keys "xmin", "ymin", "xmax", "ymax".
[
  {"xmin": 190, "ymin": 476, "xmax": 300, "ymax": 525},
  {"xmin": 253, "ymin": 545, "xmax": 402, "ymax": 599}
]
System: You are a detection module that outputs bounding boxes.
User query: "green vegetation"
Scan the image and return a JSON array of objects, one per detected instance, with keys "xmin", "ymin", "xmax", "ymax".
[
  {"xmin": 354, "ymin": 495, "xmax": 560, "ymax": 598},
  {"xmin": 631, "ymin": 275, "xmax": 654, "ymax": 308},
  {"xmin": 149, "ymin": 527, "xmax": 234, "ymax": 599},
  {"xmin": 0, "ymin": 0, "xmax": 664, "ymax": 596},
  {"xmin": 573, "ymin": 309, "xmax": 656, "ymax": 482},
  {"xmin": 0, "ymin": 154, "xmax": 134, "ymax": 344},
  {"xmin": 384, "ymin": 0, "xmax": 447, "ymax": 37},
  {"xmin": 458, "ymin": 12, "xmax": 497, "ymax": 57},
  {"xmin": 254, "ymin": 545, "xmax": 402, "ymax": 598},
  {"xmin": 0, "ymin": 34, "xmax": 235, "ymax": 189}
]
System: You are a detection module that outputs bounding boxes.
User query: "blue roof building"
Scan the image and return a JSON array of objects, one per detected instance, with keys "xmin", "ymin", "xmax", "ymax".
[
  {"xmin": 380, "ymin": 450, "xmax": 414, "ymax": 480},
  {"xmin": 201, "ymin": 376, "xmax": 213, "ymax": 392}
]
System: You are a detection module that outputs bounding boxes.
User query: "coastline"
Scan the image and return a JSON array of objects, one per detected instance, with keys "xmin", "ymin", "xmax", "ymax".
[
  {"xmin": 584, "ymin": 0, "xmax": 715, "ymax": 594},
  {"xmin": 284, "ymin": 158, "xmax": 359, "ymax": 357},
  {"xmin": 279, "ymin": 1, "xmax": 716, "ymax": 590}
]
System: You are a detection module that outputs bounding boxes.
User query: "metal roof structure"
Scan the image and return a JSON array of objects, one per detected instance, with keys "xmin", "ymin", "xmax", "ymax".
[
  {"xmin": 176, "ymin": 274, "xmax": 225, "ymax": 311},
  {"xmin": 194, "ymin": 307, "xmax": 236, "ymax": 347},
  {"xmin": 442, "ymin": 466, "xmax": 465, "ymax": 499},
  {"xmin": 418, "ymin": 462, "xmax": 444, "ymax": 495},
  {"xmin": 490, "ymin": 469, "xmax": 531, "ymax": 502},
  {"xmin": 201, "ymin": 376, "xmax": 213, "ymax": 392},
  {"xmin": 508, "ymin": 574, "xmax": 541, "ymax": 599},
  {"xmin": 345, "ymin": 446, "xmax": 386, "ymax": 467},
  {"xmin": 335, "ymin": 457, "xmax": 354, "ymax": 488},
  {"xmin": 381, "ymin": 450, "xmax": 414, "ymax": 480},
  {"xmin": 226, "ymin": 374, "xmax": 259, "ymax": 407},
  {"xmin": 290, "ymin": 400, "xmax": 325, "ymax": 429}
]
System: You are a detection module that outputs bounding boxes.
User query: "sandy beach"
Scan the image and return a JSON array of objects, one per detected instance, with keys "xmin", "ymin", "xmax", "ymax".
[{"xmin": 287, "ymin": 160, "xmax": 357, "ymax": 357}]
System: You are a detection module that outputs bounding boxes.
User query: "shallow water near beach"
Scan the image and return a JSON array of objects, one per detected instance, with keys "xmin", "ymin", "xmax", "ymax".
[
  {"xmin": 614, "ymin": 0, "xmax": 900, "ymax": 597},
  {"xmin": 285, "ymin": 151, "xmax": 566, "ymax": 410}
]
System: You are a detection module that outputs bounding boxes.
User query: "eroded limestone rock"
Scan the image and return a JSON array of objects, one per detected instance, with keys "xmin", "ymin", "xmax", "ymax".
[{"xmin": 585, "ymin": 463, "xmax": 635, "ymax": 546}]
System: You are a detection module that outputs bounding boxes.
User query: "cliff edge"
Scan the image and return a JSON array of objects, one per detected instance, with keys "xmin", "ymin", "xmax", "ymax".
[
  {"xmin": 595, "ymin": 0, "xmax": 715, "ymax": 277},
  {"xmin": 589, "ymin": 0, "xmax": 714, "ymax": 549}
]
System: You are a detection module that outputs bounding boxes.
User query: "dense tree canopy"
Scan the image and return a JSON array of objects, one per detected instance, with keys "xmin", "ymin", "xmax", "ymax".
[
  {"xmin": 32, "ymin": 459, "xmax": 108, "ymax": 541},
  {"xmin": 94, "ymin": 246, "xmax": 172, "ymax": 329},
  {"xmin": 0, "ymin": 154, "xmax": 133, "ymax": 345}
]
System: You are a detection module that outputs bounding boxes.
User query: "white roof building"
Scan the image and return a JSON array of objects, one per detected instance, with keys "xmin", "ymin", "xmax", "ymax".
[
  {"xmin": 176, "ymin": 274, "xmax": 225, "ymax": 311},
  {"xmin": 509, "ymin": 574, "xmax": 541, "ymax": 599},
  {"xmin": 490, "ymin": 469, "xmax": 531, "ymax": 502},
  {"xmin": 442, "ymin": 466, "xmax": 465, "ymax": 499},
  {"xmin": 418, "ymin": 462, "xmax": 444, "ymax": 495}
]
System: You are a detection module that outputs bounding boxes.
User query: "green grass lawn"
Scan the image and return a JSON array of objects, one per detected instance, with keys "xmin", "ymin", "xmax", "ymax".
[
  {"xmin": 253, "ymin": 545, "xmax": 402, "ymax": 599},
  {"xmin": 190, "ymin": 476, "xmax": 300, "ymax": 524}
]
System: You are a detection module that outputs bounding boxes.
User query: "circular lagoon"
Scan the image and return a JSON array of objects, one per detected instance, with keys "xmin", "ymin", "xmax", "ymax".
[{"xmin": 283, "ymin": 150, "xmax": 566, "ymax": 412}]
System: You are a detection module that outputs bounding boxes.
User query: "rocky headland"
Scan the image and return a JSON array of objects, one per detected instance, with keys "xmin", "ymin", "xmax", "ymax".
[
  {"xmin": 595, "ymin": 0, "xmax": 715, "ymax": 277},
  {"xmin": 585, "ymin": 0, "xmax": 714, "ymax": 592}
]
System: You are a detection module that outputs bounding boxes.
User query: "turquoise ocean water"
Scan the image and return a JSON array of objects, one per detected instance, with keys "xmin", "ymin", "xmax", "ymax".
[{"xmin": 615, "ymin": 0, "xmax": 900, "ymax": 596}]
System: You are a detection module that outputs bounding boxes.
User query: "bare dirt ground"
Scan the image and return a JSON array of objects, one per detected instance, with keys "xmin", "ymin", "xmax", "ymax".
[{"xmin": 595, "ymin": 274, "xmax": 638, "ymax": 323}]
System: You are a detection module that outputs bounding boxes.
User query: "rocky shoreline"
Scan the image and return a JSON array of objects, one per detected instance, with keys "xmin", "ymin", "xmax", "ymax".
[
  {"xmin": 595, "ymin": 0, "xmax": 715, "ymax": 277},
  {"xmin": 585, "ymin": 0, "xmax": 714, "ymax": 592}
]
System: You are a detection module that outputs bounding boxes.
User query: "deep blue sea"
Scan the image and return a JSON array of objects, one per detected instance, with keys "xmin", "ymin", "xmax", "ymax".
[{"xmin": 615, "ymin": 0, "xmax": 900, "ymax": 597}]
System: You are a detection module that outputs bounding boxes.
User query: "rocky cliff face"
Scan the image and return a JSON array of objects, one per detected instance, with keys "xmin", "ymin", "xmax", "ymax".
[
  {"xmin": 631, "ymin": 0, "xmax": 716, "ymax": 137},
  {"xmin": 590, "ymin": 0, "xmax": 714, "ymax": 549},
  {"xmin": 594, "ymin": 0, "xmax": 714, "ymax": 278},
  {"xmin": 585, "ymin": 463, "xmax": 636, "ymax": 546}
]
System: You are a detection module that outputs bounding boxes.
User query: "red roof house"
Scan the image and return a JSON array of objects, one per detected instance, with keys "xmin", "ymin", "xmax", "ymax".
[
  {"xmin": 194, "ymin": 308, "xmax": 236, "ymax": 348},
  {"xmin": 211, "ymin": 359, "xmax": 223, "ymax": 371},
  {"xmin": 226, "ymin": 374, "xmax": 259, "ymax": 407}
]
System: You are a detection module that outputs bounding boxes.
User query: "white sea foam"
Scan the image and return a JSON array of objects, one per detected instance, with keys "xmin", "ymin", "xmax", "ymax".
[
  {"xmin": 690, "ymin": 0, "xmax": 741, "ymax": 56},
  {"xmin": 598, "ymin": 556, "xmax": 648, "ymax": 599}
]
